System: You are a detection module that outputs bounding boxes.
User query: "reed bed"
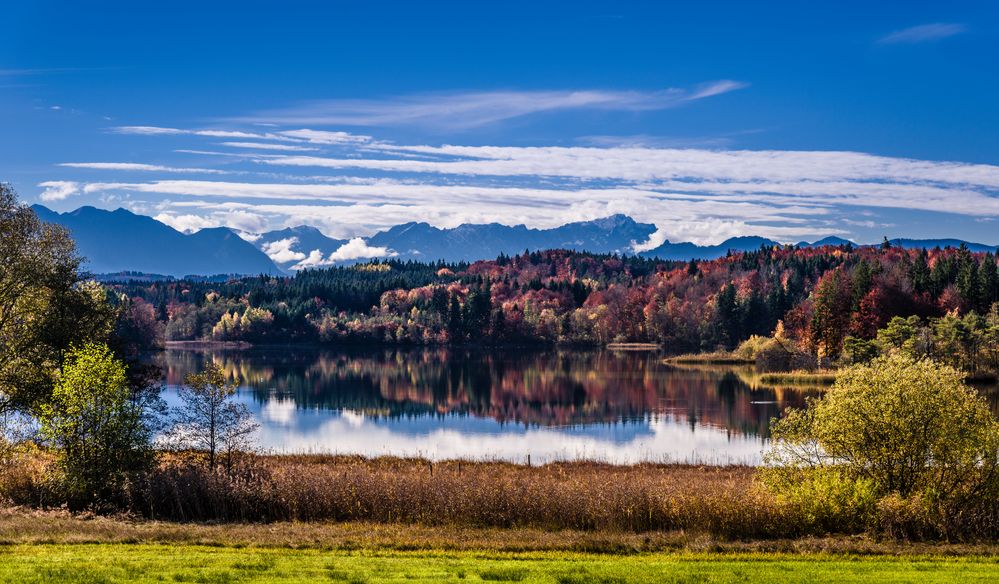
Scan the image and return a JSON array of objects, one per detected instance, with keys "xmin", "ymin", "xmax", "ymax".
[
  {"xmin": 9, "ymin": 453, "xmax": 990, "ymax": 540},
  {"xmin": 123, "ymin": 455, "xmax": 797, "ymax": 538}
]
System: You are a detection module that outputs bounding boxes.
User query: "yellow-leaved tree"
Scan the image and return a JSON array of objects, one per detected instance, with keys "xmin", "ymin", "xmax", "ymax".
[{"xmin": 762, "ymin": 353, "xmax": 999, "ymax": 538}]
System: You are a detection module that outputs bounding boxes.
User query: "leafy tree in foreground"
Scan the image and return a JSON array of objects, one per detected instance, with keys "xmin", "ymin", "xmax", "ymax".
[
  {"xmin": 39, "ymin": 343, "xmax": 154, "ymax": 509},
  {"xmin": 763, "ymin": 354, "xmax": 999, "ymax": 537},
  {"xmin": 171, "ymin": 364, "xmax": 258, "ymax": 472},
  {"xmin": 0, "ymin": 184, "xmax": 118, "ymax": 415}
]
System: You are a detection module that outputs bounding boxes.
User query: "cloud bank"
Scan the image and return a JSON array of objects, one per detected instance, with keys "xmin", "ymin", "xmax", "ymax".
[
  {"xmin": 36, "ymin": 93, "xmax": 999, "ymax": 246},
  {"xmin": 294, "ymin": 238, "xmax": 397, "ymax": 269}
]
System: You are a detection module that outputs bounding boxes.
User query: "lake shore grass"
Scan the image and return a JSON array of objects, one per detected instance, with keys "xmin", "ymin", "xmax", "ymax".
[
  {"xmin": 663, "ymin": 351, "xmax": 755, "ymax": 365},
  {"xmin": 757, "ymin": 370, "xmax": 838, "ymax": 385},
  {"xmin": 665, "ymin": 355, "xmax": 839, "ymax": 386},
  {"xmin": 606, "ymin": 342, "xmax": 661, "ymax": 350},
  {"xmin": 2, "ymin": 542, "xmax": 998, "ymax": 583}
]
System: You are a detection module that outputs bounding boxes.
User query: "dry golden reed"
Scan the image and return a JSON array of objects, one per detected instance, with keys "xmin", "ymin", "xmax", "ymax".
[{"xmin": 128, "ymin": 455, "xmax": 792, "ymax": 538}]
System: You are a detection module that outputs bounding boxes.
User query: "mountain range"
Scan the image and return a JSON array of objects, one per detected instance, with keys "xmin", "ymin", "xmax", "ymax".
[
  {"xmin": 367, "ymin": 214, "xmax": 657, "ymax": 262},
  {"xmin": 31, "ymin": 205, "xmax": 281, "ymax": 277},
  {"xmin": 31, "ymin": 205, "xmax": 999, "ymax": 277}
]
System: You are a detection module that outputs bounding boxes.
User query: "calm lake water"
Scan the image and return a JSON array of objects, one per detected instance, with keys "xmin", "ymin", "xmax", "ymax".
[{"xmin": 156, "ymin": 347, "xmax": 822, "ymax": 464}]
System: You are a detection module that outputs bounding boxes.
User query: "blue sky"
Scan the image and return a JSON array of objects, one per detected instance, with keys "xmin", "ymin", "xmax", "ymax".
[{"xmin": 4, "ymin": 1, "xmax": 999, "ymax": 246}]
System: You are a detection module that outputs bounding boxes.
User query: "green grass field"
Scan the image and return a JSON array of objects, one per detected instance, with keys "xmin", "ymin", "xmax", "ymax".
[{"xmin": 1, "ymin": 544, "xmax": 997, "ymax": 583}]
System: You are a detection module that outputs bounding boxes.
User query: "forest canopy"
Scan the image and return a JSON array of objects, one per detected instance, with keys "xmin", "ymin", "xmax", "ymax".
[{"xmin": 108, "ymin": 236, "xmax": 999, "ymax": 363}]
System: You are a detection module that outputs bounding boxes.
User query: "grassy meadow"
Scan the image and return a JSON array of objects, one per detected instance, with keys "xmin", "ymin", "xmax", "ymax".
[
  {"xmin": 4, "ymin": 506, "xmax": 999, "ymax": 583},
  {"xmin": 2, "ymin": 543, "xmax": 998, "ymax": 583}
]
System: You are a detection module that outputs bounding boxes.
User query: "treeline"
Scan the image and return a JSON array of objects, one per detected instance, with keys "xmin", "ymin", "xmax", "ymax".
[
  {"xmin": 844, "ymin": 312, "xmax": 999, "ymax": 380},
  {"xmin": 113, "ymin": 241, "xmax": 999, "ymax": 358},
  {"xmin": 109, "ymin": 260, "xmax": 465, "ymax": 343}
]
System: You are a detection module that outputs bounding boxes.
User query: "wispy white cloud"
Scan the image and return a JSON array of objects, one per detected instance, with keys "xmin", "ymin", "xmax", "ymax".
[
  {"xmin": 111, "ymin": 125, "xmax": 375, "ymax": 145},
  {"xmin": 276, "ymin": 129, "xmax": 373, "ymax": 144},
  {"xmin": 219, "ymin": 142, "xmax": 318, "ymax": 152},
  {"xmin": 60, "ymin": 162, "xmax": 228, "ymax": 174},
  {"xmin": 577, "ymin": 134, "xmax": 739, "ymax": 148},
  {"xmin": 47, "ymin": 122, "xmax": 999, "ymax": 246},
  {"xmin": 251, "ymin": 146, "xmax": 999, "ymax": 190},
  {"xmin": 239, "ymin": 82, "xmax": 748, "ymax": 130},
  {"xmin": 38, "ymin": 181, "xmax": 80, "ymax": 201},
  {"xmin": 113, "ymin": 126, "xmax": 210, "ymax": 136},
  {"xmin": 111, "ymin": 126, "xmax": 292, "ymax": 140},
  {"xmin": 154, "ymin": 212, "xmax": 217, "ymax": 232},
  {"xmin": 153, "ymin": 208, "xmax": 270, "ymax": 234},
  {"xmin": 61, "ymin": 129, "xmax": 999, "ymax": 244},
  {"xmin": 878, "ymin": 23, "xmax": 966, "ymax": 44},
  {"xmin": 688, "ymin": 80, "xmax": 747, "ymax": 99}
]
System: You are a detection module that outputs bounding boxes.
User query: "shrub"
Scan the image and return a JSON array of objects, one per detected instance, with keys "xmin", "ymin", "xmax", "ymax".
[
  {"xmin": 754, "ymin": 338, "xmax": 819, "ymax": 372},
  {"xmin": 39, "ymin": 343, "xmax": 154, "ymax": 510},
  {"xmin": 757, "ymin": 466, "xmax": 877, "ymax": 534},
  {"xmin": 762, "ymin": 353, "xmax": 999, "ymax": 538},
  {"xmin": 0, "ymin": 441, "xmax": 55, "ymax": 507},
  {"xmin": 733, "ymin": 335, "xmax": 771, "ymax": 361}
]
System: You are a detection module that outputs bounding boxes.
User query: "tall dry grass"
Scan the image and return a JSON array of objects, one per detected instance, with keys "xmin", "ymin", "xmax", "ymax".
[
  {"xmin": 6, "ymin": 453, "xmax": 994, "ymax": 540},
  {"xmin": 126, "ymin": 455, "xmax": 795, "ymax": 538}
]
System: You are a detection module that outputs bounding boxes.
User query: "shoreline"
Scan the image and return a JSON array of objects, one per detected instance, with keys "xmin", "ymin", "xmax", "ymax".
[
  {"xmin": 163, "ymin": 340, "xmax": 253, "ymax": 349},
  {"xmin": 664, "ymin": 352, "xmax": 755, "ymax": 365}
]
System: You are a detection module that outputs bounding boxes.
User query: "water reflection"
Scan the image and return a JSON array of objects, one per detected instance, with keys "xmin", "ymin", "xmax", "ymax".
[{"xmin": 156, "ymin": 347, "xmax": 821, "ymax": 464}]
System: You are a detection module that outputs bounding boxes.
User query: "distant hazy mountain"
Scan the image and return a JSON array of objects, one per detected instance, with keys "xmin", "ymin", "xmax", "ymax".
[
  {"xmin": 888, "ymin": 238, "xmax": 998, "ymax": 253},
  {"xmin": 365, "ymin": 214, "xmax": 657, "ymax": 262},
  {"xmin": 796, "ymin": 236, "xmax": 856, "ymax": 248},
  {"xmin": 638, "ymin": 236, "xmax": 780, "ymax": 261},
  {"xmin": 32, "ymin": 205, "xmax": 282, "ymax": 277},
  {"xmin": 637, "ymin": 234, "xmax": 999, "ymax": 261},
  {"xmin": 33, "ymin": 204, "xmax": 999, "ymax": 276}
]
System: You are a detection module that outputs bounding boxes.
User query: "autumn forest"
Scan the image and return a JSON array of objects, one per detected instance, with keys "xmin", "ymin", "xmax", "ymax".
[{"xmin": 108, "ymin": 242, "xmax": 999, "ymax": 375}]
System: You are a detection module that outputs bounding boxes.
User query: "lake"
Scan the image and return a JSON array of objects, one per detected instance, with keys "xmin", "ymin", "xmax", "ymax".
[{"xmin": 156, "ymin": 347, "xmax": 822, "ymax": 464}]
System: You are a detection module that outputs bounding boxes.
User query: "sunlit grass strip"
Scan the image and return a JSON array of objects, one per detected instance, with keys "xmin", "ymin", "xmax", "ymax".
[
  {"xmin": 757, "ymin": 371, "xmax": 838, "ymax": 385},
  {"xmin": 664, "ymin": 352, "xmax": 755, "ymax": 364},
  {"xmin": 2, "ymin": 544, "xmax": 998, "ymax": 583}
]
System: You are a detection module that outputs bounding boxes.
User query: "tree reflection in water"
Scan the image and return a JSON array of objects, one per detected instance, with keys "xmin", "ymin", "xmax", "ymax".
[{"xmin": 155, "ymin": 347, "xmax": 827, "ymax": 462}]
